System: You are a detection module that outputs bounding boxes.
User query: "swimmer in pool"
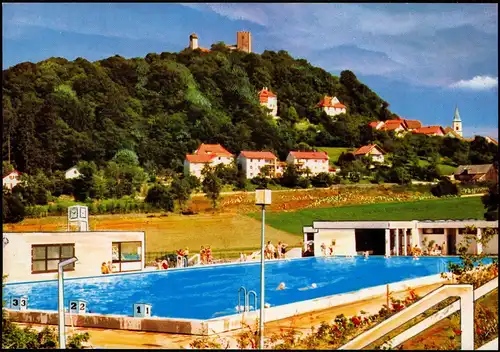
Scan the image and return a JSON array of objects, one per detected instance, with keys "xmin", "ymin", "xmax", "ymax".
[
  {"xmin": 299, "ymin": 283, "xmax": 318, "ymax": 291},
  {"xmin": 277, "ymin": 282, "xmax": 286, "ymax": 290}
]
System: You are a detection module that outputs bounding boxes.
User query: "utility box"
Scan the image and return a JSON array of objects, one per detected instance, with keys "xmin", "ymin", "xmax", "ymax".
[
  {"xmin": 133, "ymin": 303, "xmax": 152, "ymax": 318},
  {"xmin": 255, "ymin": 189, "xmax": 272, "ymax": 205},
  {"xmin": 10, "ymin": 296, "xmax": 28, "ymax": 311},
  {"xmin": 69, "ymin": 299, "xmax": 87, "ymax": 314}
]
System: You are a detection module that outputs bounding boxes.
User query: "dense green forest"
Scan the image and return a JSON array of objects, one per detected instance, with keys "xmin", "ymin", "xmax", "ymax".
[{"xmin": 3, "ymin": 44, "xmax": 401, "ymax": 174}]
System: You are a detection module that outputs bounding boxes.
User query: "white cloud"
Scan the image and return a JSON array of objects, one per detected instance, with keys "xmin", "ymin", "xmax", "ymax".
[{"xmin": 450, "ymin": 76, "xmax": 498, "ymax": 90}]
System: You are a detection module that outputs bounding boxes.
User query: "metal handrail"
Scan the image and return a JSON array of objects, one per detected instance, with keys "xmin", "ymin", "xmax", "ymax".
[
  {"xmin": 238, "ymin": 286, "xmax": 248, "ymax": 313},
  {"xmin": 247, "ymin": 290, "xmax": 258, "ymax": 311}
]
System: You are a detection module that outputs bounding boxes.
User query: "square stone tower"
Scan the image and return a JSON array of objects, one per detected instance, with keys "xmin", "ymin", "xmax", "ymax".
[{"xmin": 236, "ymin": 31, "xmax": 252, "ymax": 53}]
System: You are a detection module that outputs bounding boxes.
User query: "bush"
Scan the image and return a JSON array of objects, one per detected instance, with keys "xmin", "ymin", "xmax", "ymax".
[
  {"xmin": 297, "ymin": 177, "xmax": 311, "ymax": 189},
  {"xmin": 311, "ymin": 172, "xmax": 333, "ymax": 188},
  {"xmin": 251, "ymin": 176, "xmax": 269, "ymax": 188},
  {"xmin": 431, "ymin": 177, "xmax": 459, "ymax": 197},
  {"xmin": 3, "ymin": 191, "xmax": 25, "ymax": 223},
  {"xmin": 145, "ymin": 184, "xmax": 174, "ymax": 211}
]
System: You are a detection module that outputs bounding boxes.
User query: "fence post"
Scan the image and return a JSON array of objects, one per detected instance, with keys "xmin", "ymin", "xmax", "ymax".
[{"xmin": 460, "ymin": 287, "xmax": 474, "ymax": 350}]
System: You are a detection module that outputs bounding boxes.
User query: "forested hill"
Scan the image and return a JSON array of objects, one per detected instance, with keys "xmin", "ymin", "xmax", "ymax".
[{"xmin": 3, "ymin": 44, "xmax": 397, "ymax": 174}]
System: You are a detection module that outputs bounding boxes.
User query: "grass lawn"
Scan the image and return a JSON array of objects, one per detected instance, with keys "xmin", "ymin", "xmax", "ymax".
[
  {"xmin": 316, "ymin": 147, "xmax": 354, "ymax": 165},
  {"xmin": 247, "ymin": 196, "xmax": 485, "ymax": 236},
  {"xmin": 418, "ymin": 158, "xmax": 457, "ymax": 176}
]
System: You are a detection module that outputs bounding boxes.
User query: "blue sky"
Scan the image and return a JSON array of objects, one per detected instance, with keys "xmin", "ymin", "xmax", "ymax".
[{"xmin": 2, "ymin": 3, "xmax": 498, "ymax": 138}]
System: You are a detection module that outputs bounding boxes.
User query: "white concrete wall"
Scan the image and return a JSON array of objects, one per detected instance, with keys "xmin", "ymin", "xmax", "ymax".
[
  {"xmin": 315, "ymin": 229, "xmax": 356, "ymax": 256},
  {"xmin": 323, "ymin": 107, "xmax": 346, "ymax": 117},
  {"xmin": 3, "ymin": 231, "xmax": 145, "ymax": 283}
]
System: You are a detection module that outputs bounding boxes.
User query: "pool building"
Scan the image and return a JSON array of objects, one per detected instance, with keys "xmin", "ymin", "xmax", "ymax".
[
  {"xmin": 303, "ymin": 219, "xmax": 499, "ymax": 257},
  {"xmin": 2, "ymin": 231, "xmax": 145, "ymax": 283}
]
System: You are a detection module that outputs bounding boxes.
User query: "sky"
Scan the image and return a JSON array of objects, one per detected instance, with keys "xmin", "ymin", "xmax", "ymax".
[{"xmin": 2, "ymin": 3, "xmax": 498, "ymax": 138}]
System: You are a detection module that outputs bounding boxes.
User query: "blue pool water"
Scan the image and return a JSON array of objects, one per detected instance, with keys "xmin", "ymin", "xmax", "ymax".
[{"xmin": 3, "ymin": 256, "xmax": 490, "ymax": 320}]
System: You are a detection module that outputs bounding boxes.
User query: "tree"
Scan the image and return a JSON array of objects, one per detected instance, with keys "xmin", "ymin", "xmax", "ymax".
[
  {"xmin": 431, "ymin": 177, "xmax": 459, "ymax": 197},
  {"xmin": 280, "ymin": 164, "xmax": 300, "ymax": 188},
  {"xmin": 3, "ymin": 189, "xmax": 25, "ymax": 223},
  {"xmin": 170, "ymin": 176, "xmax": 192, "ymax": 210},
  {"xmin": 145, "ymin": 184, "xmax": 174, "ymax": 211},
  {"xmin": 112, "ymin": 149, "xmax": 140, "ymax": 166},
  {"xmin": 202, "ymin": 169, "xmax": 222, "ymax": 209},
  {"xmin": 72, "ymin": 161, "xmax": 97, "ymax": 202},
  {"xmin": 482, "ymin": 182, "xmax": 498, "ymax": 221}
]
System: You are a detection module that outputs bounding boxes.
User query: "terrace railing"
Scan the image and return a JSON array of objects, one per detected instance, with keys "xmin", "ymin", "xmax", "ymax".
[{"xmin": 339, "ymin": 278, "xmax": 498, "ymax": 350}]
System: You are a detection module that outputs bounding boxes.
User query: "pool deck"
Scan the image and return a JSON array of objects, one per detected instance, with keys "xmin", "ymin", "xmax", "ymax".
[{"xmin": 13, "ymin": 282, "xmax": 447, "ymax": 349}]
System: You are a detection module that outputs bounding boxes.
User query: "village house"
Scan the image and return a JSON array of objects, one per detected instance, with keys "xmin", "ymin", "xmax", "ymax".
[
  {"xmin": 237, "ymin": 151, "xmax": 277, "ymax": 179},
  {"xmin": 484, "ymin": 136, "xmax": 498, "ymax": 145},
  {"xmin": 443, "ymin": 127, "xmax": 463, "ymax": 139},
  {"xmin": 353, "ymin": 144, "xmax": 386, "ymax": 164},
  {"xmin": 317, "ymin": 96, "xmax": 347, "ymax": 118},
  {"xmin": 184, "ymin": 143, "xmax": 234, "ymax": 178},
  {"xmin": 64, "ymin": 166, "xmax": 81, "ymax": 180},
  {"xmin": 381, "ymin": 119, "xmax": 408, "ymax": 137},
  {"xmin": 258, "ymin": 87, "xmax": 278, "ymax": 118},
  {"xmin": 412, "ymin": 126, "xmax": 445, "ymax": 137},
  {"xmin": 453, "ymin": 164, "xmax": 498, "ymax": 184},
  {"xmin": 286, "ymin": 151, "xmax": 329, "ymax": 175},
  {"xmin": 2, "ymin": 169, "xmax": 22, "ymax": 191}
]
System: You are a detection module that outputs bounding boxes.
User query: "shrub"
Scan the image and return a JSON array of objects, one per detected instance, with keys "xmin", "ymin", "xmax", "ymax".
[
  {"xmin": 311, "ymin": 172, "xmax": 333, "ymax": 188},
  {"xmin": 431, "ymin": 177, "xmax": 459, "ymax": 197},
  {"xmin": 145, "ymin": 184, "xmax": 174, "ymax": 211}
]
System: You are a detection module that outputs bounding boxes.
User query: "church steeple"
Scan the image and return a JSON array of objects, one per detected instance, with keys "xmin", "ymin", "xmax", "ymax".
[
  {"xmin": 453, "ymin": 105, "xmax": 461, "ymax": 122},
  {"xmin": 452, "ymin": 105, "xmax": 463, "ymax": 137}
]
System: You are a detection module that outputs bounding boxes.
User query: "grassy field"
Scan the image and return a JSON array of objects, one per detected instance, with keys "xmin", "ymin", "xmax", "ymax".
[
  {"xmin": 247, "ymin": 196, "xmax": 485, "ymax": 235},
  {"xmin": 316, "ymin": 147, "xmax": 353, "ymax": 165},
  {"xmin": 418, "ymin": 158, "xmax": 457, "ymax": 175}
]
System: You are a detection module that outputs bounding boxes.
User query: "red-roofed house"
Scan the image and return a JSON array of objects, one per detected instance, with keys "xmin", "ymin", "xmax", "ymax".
[
  {"xmin": 258, "ymin": 87, "xmax": 278, "ymax": 117},
  {"xmin": 381, "ymin": 119, "xmax": 408, "ymax": 136},
  {"xmin": 3, "ymin": 169, "xmax": 22, "ymax": 190},
  {"xmin": 443, "ymin": 126, "xmax": 463, "ymax": 139},
  {"xmin": 412, "ymin": 126, "xmax": 445, "ymax": 136},
  {"xmin": 237, "ymin": 151, "xmax": 278, "ymax": 179},
  {"xmin": 184, "ymin": 143, "xmax": 234, "ymax": 178},
  {"xmin": 317, "ymin": 96, "xmax": 347, "ymax": 117},
  {"xmin": 485, "ymin": 136, "xmax": 498, "ymax": 146},
  {"xmin": 368, "ymin": 121, "xmax": 385, "ymax": 130},
  {"xmin": 286, "ymin": 151, "xmax": 329, "ymax": 175},
  {"xmin": 353, "ymin": 144, "xmax": 386, "ymax": 163},
  {"xmin": 403, "ymin": 119, "xmax": 422, "ymax": 130},
  {"xmin": 276, "ymin": 161, "xmax": 288, "ymax": 178}
]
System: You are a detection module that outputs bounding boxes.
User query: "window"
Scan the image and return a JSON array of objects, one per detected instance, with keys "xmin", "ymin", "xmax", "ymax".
[
  {"xmin": 32, "ymin": 244, "xmax": 75, "ymax": 274},
  {"xmin": 112, "ymin": 242, "xmax": 141, "ymax": 262},
  {"xmin": 422, "ymin": 228, "xmax": 445, "ymax": 234}
]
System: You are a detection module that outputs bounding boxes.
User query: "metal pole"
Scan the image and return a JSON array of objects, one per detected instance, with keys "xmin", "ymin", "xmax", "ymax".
[
  {"xmin": 259, "ymin": 204, "xmax": 265, "ymax": 350},
  {"xmin": 58, "ymin": 265, "xmax": 66, "ymax": 349}
]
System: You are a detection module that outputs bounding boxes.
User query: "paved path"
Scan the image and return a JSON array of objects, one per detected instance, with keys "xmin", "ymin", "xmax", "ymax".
[{"xmin": 15, "ymin": 282, "xmax": 444, "ymax": 349}]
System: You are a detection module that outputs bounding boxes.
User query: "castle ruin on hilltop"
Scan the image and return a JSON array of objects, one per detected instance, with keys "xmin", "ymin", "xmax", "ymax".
[{"xmin": 188, "ymin": 31, "xmax": 252, "ymax": 53}]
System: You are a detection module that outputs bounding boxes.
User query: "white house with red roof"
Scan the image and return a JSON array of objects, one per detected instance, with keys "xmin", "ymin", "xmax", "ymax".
[
  {"xmin": 317, "ymin": 96, "xmax": 346, "ymax": 117},
  {"xmin": 353, "ymin": 144, "xmax": 386, "ymax": 163},
  {"xmin": 412, "ymin": 126, "xmax": 445, "ymax": 137},
  {"xmin": 286, "ymin": 151, "xmax": 329, "ymax": 175},
  {"xmin": 3, "ymin": 169, "xmax": 22, "ymax": 190},
  {"xmin": 258, "ymin": 87, "xmax": 278, "ymax": 117},
  {"xmin": 237, "ymin": 151, "xmax": 278, "ymax": 179},
  {"xmin": 184, "ymin": 143, "xmax": 234, "ymax": 178}
]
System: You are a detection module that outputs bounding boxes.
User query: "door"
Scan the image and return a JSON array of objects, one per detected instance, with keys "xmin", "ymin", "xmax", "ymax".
[{"xmin": 447, "ymin": 229, "xmax": 457, "ymax": 255}]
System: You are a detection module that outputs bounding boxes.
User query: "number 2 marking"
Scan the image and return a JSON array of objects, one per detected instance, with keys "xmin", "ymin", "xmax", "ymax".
[
  {"xmin": 71, "ymin": 302, "xmax": 77, "ymax": 310},
  {"xmin": 80, "ymin": 303, "xmax": 85, "ymax": 310}
]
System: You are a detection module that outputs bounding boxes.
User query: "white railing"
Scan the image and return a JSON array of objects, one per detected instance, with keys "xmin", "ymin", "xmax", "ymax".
[
  {"xmin": 381, "ymin": 278, "xmax": 498, "ymax": 350},
  {"xmin": 339, "ymin": 284, "xmax": 474, "ymax": 350},
  {"xmin": 340, "ymin": 278, "xmax": 498, "ymax": 350}
]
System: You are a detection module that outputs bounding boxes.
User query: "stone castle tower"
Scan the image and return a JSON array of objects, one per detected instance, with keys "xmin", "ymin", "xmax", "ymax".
[
  {"xmin": 236, "ymin": 31, "xmax": 252, "ymax": 53},
  {"xmin": 452, "ymin": 105, "xmax": 462, "ymax": 137},
  {"xmin": 189, "ymin": 33, "xmax": 199, "ymax": 50}
]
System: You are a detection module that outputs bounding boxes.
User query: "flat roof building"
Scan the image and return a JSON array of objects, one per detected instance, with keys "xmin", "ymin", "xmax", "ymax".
[{"xmin": 303, "ymin": 220, "xmax": 498, "ymax": 257}]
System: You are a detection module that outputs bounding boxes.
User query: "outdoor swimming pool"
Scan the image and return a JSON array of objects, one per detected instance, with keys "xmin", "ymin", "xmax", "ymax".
[{"xmin": 3, "ymin": 256, "xmax": 491, "ymax": 320}]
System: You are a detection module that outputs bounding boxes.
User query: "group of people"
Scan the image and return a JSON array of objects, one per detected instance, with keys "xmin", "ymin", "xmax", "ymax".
[
  {"xmin": 199, "ymin": 245, "xmax": 213, "ymax": 264},
  {"xmin": 176, "ymin": 247, "xmax": 190, "ymax": 267},
  {"xmin": 265, "ymin": 241, "xmax": 287, "ymax": 260},
  {"xmin": 101, "ymin": 261, "xmax": 116, "ymax": 274},
  {"xmin": 320, "ymin": 240, "xmax": 336, "ymax": 256}
]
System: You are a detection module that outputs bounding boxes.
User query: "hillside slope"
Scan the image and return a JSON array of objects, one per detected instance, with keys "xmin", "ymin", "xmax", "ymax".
[{"xmin": 3, "ymin": 46, "xmax": 396, "ymax": 173}]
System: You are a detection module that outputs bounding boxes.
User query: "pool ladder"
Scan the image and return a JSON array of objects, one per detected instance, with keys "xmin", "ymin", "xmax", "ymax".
[{"xmin": 237, "ymin": 286, "xmax": 258, "ymax": 313}]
